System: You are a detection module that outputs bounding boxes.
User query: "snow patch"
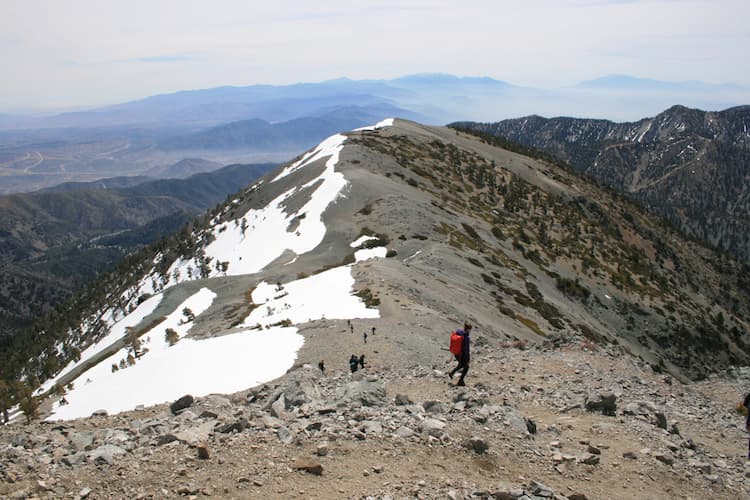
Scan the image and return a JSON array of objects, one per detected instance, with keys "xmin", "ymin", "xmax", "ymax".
[
  {"xmin": 354, "ymin": 118, "xmax": 395, "ymax": 131},
  {"xmin": 242, "ymin": 265, "xmax": 379, "ymax": 329},
  {"xmin": 355, "ymin": 247, "xmax": 387, "ymax": 262},
  {"xmin": 350, "ymin": 235, "xmax": 379, "ymax": 248}
]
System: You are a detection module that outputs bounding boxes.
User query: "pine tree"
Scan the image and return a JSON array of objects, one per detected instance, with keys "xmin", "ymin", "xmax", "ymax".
[{"xmin": 165, "ymin": 328, "xmax": 179, "ymax": 346}]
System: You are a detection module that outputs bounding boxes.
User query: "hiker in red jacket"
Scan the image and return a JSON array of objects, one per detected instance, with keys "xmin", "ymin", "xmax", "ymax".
[{"xmin": 449, "ymin": 322, "xmax": 472, "ymax": 386}]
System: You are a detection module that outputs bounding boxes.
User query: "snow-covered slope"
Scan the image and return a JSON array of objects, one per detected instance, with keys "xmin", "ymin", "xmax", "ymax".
[{"xmin": 40, "ymin": 120, "xmax": 395, "ymax": 421}]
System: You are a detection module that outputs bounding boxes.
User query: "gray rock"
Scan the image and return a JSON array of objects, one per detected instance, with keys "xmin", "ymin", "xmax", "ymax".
[
  {"xmin": 419, "ymin": 418, "xmax": 446, "ymax": 438},
  {"xmin": 277, "ymin": 426, "xmax": 293, "ymax": 444},
  {"xmin": 528, "ymin": 479, "xmax": 554, "ymax": 497},
  {"xmin": 505, "ymin": 410, "xmax": 530, "ymax": 435},
  {"xmin": 104, "ymin": 429, "xmax": 130, "ymax": 445},
  {"xmin": 282, "ymin": 369, "xmax": 324, "ymax": 408},
  {"xmin": 88, "ymin": 444, "xmax": 126, "ymax": 465},
  {"xmin": 78, "ymin": 487, "xmax": 92, "ymax": 498},
  {"xmin": 336, "ymin": 377, "xmax": 387, "ymax": 407},
  {"xmin": 68, "ymin": 432, "xmax": 95, "ymax": 452},
  {"xmin": 91, "ymin": 409, "xmax": 108, "ymax": 417},
  {"xmin": 395, "ymin": 426, "xmax": 415, "ymax": 438},
  {"xmin": 361, "ymin": 420, "xmax": 383, "ymax": 435},
  {"xmin": 270, "ymin": 395, "xmax": 288, "ymax": 419},
  {"xmin": 315, "ymin": 443, "xmax": 329, "ymax": 456},
  {"xmin": 173, "ymin": 421, "xmax": 215, "ymax": 446},
  {"xmin": 653, "ymin": 452, "xmax": 675, "ymax": 466},
  {"xmin": 687, "ymin": 459, "xmax": 712, "ymax": 473},
  {"xmin": 261, "ymin": 415, "xmax": 283, "ymax": 429},
  {"xmin": 61, "ymin": 452, "xmax": 86, "ymax": 467},
  {"xmin": 10, "ymin": 434, "xmax": 30, "ymax": 448},
  {"xmin": 579, "ymin": 453, "xmax": 600, "ymax": 465}
]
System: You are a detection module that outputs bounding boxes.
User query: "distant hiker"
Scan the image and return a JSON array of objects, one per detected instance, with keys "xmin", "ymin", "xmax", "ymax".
[
  {"xmin": 744, "ymin": 391, "xmax": 750, "ymax": 458},
  {"xmin": 371, "ymin": 326, "xmax": 376, "ymax": 336},
  {"xmin": 349, "ymin": 354, "xmax": 359, "ymax": 373},
  {"xmin": 449, "ymin": 322, "xmax": 472, "ymax": 386},
  {"xmin": 363, "ymin": 331, "xmax": 368, "ymax": 344},
  {"xmin": 359, "ymin": 354, "xmax": 366, "ymax": 369},
  {"xmin": 318, "ymin": 360, "xmax": 326, "ymax": 376}
]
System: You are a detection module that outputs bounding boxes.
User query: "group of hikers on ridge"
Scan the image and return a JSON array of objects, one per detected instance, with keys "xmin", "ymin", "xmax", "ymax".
[{"xmin": 323, "ymin": 320, "xmax": 750, "ymax": 459}]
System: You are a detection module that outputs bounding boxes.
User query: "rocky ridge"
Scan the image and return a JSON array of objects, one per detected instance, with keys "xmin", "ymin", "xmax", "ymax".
[
  {"xmin": 2, "ymin": 335, "xmax": 749, "ymax": 499},
  {"xmin": 452, "ymin": 105, "xmax": 750, "ymax": 263}
]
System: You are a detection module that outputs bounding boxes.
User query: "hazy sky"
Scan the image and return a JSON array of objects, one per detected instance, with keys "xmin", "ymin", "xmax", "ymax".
[{"xmin": 1, "ymin": 0, "xmax": 748, "ymax": 112}]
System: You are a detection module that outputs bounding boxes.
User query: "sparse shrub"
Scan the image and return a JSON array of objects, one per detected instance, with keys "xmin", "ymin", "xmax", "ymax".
[
  {"xmin": 358, "ymin": 204, "xmax": 373, "ymax": 215},
  {"xmin": 355, "ymin": 288, "xmax": 381, "ymax": 308}
]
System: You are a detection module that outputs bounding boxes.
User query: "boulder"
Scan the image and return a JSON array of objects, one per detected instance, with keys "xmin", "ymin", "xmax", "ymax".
[
  {"xmin": 528, "ymin": 479, "xmax": 554, "ymax": 497},
  {"xmin": 395, "ymin": 426, "xmax": 415, "ymax": 438},
  {"xmin": 68, "ymin": 432, "xmax": 95, "ymax": 452},
  {"xmin": 394, "ymin": 394, "xmax": 413, "ymax": 406},
  {"xmin": 170, "ymin": 395, "xmax": 195, "ymax": 415},
  {"xmin": 465, "ymin": 436, "xmax": 489, "ymax": 454},
  {"xmin": 216, "ymin": 417, "xmax": 249, "ymax": 434},
  {"xmin": 277, "ymin": 426, "xmax": 294, "ymax": 444},
  {"xmin": 293, "ymin": 457, "xmax": 323, "ymax": 476},
  {"xmin": 282, "ymin": 369, "xmax": 323, "ymax": 408},
  {"xmin": 270, "ymin": 395, "xmax": 288, "ymax": 419},
  {"xmin": 88, "ymin": 444, "xmax": 126, "ymax": 465},
  {"xmin": 420, "ymin": 418, "xmax": 446, "ymax": 438},
  {"xmin": 584, "ymin": 392, "xmax": 617, "ymax": 416},
  {"xmin": 336, "ymin": 377, "xmax": 386, "ymax": 407},
  {"xmin": 423, "ymin": 400, "xmax": 447, "ymax": 414},
  {"xmin": 654, "ymin": 452, "xmax": 675, "ymax": 466},
  {"xmin": 173, "ymin": 421, "xmax": 215, "ymax": 447}
]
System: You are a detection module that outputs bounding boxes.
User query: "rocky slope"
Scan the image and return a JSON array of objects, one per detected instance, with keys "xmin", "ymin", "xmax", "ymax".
[
  {"xmin": 452, "ymin": 105, "xmax": 750, "ymax": 262},
  {"xmin": 2, "ymin": 337, "xmax": 749, "ymax": 499}
]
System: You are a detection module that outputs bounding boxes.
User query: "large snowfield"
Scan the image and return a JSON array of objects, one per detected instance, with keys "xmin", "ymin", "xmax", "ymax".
[{"xmin": 42, "ymin": 121, "xmax": 393, "ymax": 421}]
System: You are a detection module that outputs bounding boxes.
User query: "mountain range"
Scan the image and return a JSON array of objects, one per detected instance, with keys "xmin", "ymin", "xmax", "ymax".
[
  {"xmin": 2, "ymin": 74, "xmax": 748, "ymax": 196},
  {"xmin": 452, "ymin": 105, "xmax": 750, "ymax": 263}
]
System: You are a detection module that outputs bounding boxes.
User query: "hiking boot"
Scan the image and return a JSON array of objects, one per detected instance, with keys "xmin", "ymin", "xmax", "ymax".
[
  {"xmin": 448, "ymin": 371, "xmax": 454, "ymax": 380},
  {"xmin": 457, "ymin": 380, "xmax": 465, "ymax": 386}
]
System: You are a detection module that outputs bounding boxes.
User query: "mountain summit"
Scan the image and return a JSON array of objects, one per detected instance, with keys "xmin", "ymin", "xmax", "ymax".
[{"xmin": 5, "ymin": 118, "xmax": 750, "ymax": 423}]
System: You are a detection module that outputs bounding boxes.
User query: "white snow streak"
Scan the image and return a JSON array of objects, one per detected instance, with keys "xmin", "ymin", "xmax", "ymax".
[{"xmin": 38, "ymin": 294, "xmax": 164, "ymax": 394}]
